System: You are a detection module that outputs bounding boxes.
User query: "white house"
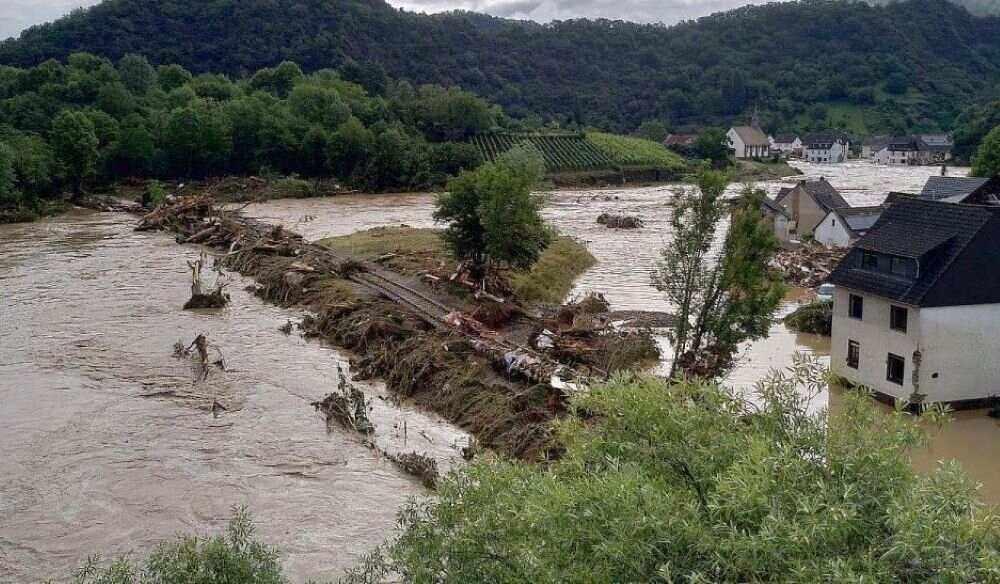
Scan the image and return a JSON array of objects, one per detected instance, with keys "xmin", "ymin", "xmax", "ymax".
[
  {"xmin": 814, "ymin": 205, "xmax": 884, "ymax": 247},
  {"xmin": 861, "ymin": 136, "xmax": 890, "ymax": 160},
  {"xmin": 760, "ymin": 196, "xmax": 792, "ymax": 242},
  {"xmin": 828, "ymin": 198, "xmax": 1000, "ymax": 407},
  {"xmin": 726, "ymin": 126, "xmax": 770, "ymax": 159},
  {"xmin": 803, "ymin": 132, "xmax": 850, "ymax": 163},
  {"xmin": 770, "ymin": 134, "xmax": 802, "ymax": 157},
  {"xmin": 872, "ymin": 135, "xmax": 955, "ymax": 166}
]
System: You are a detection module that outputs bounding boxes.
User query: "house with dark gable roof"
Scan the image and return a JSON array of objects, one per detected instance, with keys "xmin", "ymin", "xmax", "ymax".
[
  {"xmin": 919, "ymin": 176, "xmax": 1000, "ymax": 205},
  {"xmin": 773, "ymin": 178, "xmax": 849, "ymax": 237},
  {"xmin": 803, "ymin": 132, "xmax": 850, "ymax": 163},
  {"xmin": 814, "ymin": 205, "xmax": 884, "ymax": 247},
  {"xmin": 828, "ymin": 197, "xmax": 1000, "ymax": 407}
]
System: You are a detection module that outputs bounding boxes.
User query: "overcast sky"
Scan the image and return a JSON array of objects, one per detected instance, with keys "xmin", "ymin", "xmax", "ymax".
[{"xmin": 1, "ymin": 0, "xmax": 776, "ymax": 41}]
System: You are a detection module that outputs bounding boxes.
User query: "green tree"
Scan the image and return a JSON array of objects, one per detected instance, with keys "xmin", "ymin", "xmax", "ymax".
[
  {"xmin": 112, "ymin": 114, "xmax": 155, "ymax": 177},
  {"xmin": 96, "ymin": 82, "xmax": 134, "ymax": 118},
  {"xmin": 635, "ymin": 119, "xmax": 669, "ymax": 143},
  {"xmin": 652, "ymin": 173, "xmax": 783, "ymax": 377},
  {"xmin": 353, "ymin": 358, "xmax": 1000, "ymax": 583},
  {"xmin": 50, "ymin": 109, "xmax": 99, "ymax": 195},
  {"xmin": 694, "ymin": 127, "xmax": 731, "ymax": 167},
  {"xmin": 435, "ymin": 145, "xmax": 550, "ymax": 272},
  {"xmin": 288, "ymin": 83, "xmax": 351, "ymax": 130},
  {"xmin": 327, "ymin": 116, "xmax": 373, "ymax": 180},
  {"xmin": 157, "ymin": 63, "xmax": 192, "ymax": 92},
  {"xmin": 162, "ymin": 100, "xmax": 231, "ymax": 176},
  {"xmin": 117, "ymin": 54, "xmax": 156, "ymax": 95},
  {"xmin": 971, "ymin": 125, "xmax": 1000, "ymax": 178},
  {"xmin": 0, "ymin": 142, "xmax": 20, "ymax": 207}
]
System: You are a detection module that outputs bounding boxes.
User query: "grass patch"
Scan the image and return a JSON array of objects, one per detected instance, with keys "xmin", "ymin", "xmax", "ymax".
[
  {"xmin": 586, "ymin": 132, "xmax": 687, "ymax": 172},
  {"xmin": 320, "ymin": 226, "xmax": 596, "ymax": 305},
  {"xmin": 510, "ymin": 236, "xmax": 597, "ymax": 304},
  {"xmin": 733, "ymin": 159, "xmax": 803, "ymax": 181}
]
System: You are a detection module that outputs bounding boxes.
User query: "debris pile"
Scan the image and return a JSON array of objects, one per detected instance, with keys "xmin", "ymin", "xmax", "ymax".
[
  {"xmin": 596, "ymin": 213, "xmax": 644, "ymax": 229},
  {"xmin": 772, "ymin": 245, "xmax": 846, "ymax": 288},
  {"xmin": 536, "ymin": 293, "xmax": 661, "ymax": 373},
  {"xmin": 312, "ymin": 367, "xmax": 375, "ymax": 435},
  {"xmin": 183, "ymin": 251, "xmax": 230, "ymax": 309},
  {"xmin": 386, "ymin": 452, "xmax": 439, "ymax": 488}
]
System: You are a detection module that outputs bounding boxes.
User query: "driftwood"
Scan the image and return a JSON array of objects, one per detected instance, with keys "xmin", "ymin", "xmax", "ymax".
[
  {"xmin": 597, "ymin": 213, "xmax": 644, "ymax": 229},
  {"xmin": 183, "ymin": 251, "xmax": 230, "ymax": 310}
]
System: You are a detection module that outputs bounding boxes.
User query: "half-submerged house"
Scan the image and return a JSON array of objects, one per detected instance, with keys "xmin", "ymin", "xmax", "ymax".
[
  {"xmin": 828, "ymin": 198, "xmax": 1000, "ymax": 407},
  {"xmin": 813, "ymin": 205, "xmax": 884, "ymax": 247},
  {"xmin": 773, "ymin": 178, "xmax": 849, "ymax": 237},
  {"xmin": 726, "ymin": 126, "xmax": 770, "ymax": 159},
  {"xmin": 770, "ymin": 134, "xmax": 802, "ymax": 157}
]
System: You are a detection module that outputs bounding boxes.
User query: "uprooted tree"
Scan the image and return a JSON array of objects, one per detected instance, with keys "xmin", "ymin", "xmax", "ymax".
[
  {"xmin": 433, "ymin": 144, "xmax": 552, "ymax": 285},
  {"xmin": 652, "ymin": 171, "xmax": 784, "ymax": 378}
]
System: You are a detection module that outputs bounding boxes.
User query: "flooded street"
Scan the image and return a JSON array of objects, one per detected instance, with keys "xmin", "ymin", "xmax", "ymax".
[
  {"xmin": 2, "ymin": 160, "xmax": 996, "ymax": 582},
  {"xmin": 0, "ymin": 210, "xmax": 468, "ymax": 583}
]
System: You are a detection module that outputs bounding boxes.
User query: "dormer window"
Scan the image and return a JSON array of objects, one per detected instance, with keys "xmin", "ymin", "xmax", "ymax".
[{"xmin": 861, "ymin": 250, "xmax": 878, "ymax": 270}]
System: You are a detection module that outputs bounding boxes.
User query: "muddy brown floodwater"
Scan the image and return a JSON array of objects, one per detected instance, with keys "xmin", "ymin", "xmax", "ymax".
[
  {"xmin": 0, "ymin": 209, "xmax": 469, "ymax": 583},
  {"xmin": 2, "ymin": 162, "xmax": 996, "ymax": 582}
]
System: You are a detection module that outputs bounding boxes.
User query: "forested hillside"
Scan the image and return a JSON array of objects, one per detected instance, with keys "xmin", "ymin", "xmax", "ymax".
[
  {"xmin": 870, "ymin": 0, "xmax": 1000, "ymax": 15},
  {"xmin": 2, "ymin": 0, "xmax": 999, "ymax": 135},
  {"xmin": 0, "ymin": 54, "xmax": 505, "ymax": 220}
]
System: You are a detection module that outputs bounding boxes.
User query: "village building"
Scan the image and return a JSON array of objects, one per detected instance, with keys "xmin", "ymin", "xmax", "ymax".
[
  {"xmin": 769, "ymin": 134, "xmax": 802, "ymax": 157},
  {"xmin": 813, "ymin": 205, "xmax": 884, "ymax": 247},
  {"xmin": 861, "ymin": 136, "xmax": 891, "ymax": 160},
  {"xmin": 828, "ymin": 198, "xmax": 1000, "ymax": 407},
  {"xmin": 760, "ymin": 196, "xmax": 792, "ymax": 242},
  {"xmin": 803, "ymin": 132, "xmax": 850, "ymax": 163},
  {"xmin": 726, "ymin": 126, "xmax": 770, "ymax": 159},
  {"xmin": 919, "ymin": 175, "xmax": 1000, "ymax": 204},
  {"xmin": 870, "ymin": 134, "xmax": 954, "ymax": 165},
  {"xmin": 773, "ymin": 178, "xmax": 849, "ymax": 237}
]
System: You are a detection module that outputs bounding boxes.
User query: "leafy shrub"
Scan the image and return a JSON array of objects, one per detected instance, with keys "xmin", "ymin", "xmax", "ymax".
[{"xmin": 70, "ymin": 507, "xmax": 287, "ymax": 584}]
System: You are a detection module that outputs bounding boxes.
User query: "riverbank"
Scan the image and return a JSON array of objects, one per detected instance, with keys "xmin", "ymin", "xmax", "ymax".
[
  {"xmin": 732, "ymin": 159, "xmax": 803, "ymax": 181},
  {"xmin": 140, "ymin": 196, "xmax": 657, "ymax": 462}
]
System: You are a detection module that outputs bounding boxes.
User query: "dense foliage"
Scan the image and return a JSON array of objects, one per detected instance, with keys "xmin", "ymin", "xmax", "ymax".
[
  {"xmin": 972, "ymin": 125, "xmax": 1000, "ymax": 177},
  {"xmin": 71, "ymin": 507, "xmax": 285, "ymax": 584},
  {"xmin": 435, "ymin": 145, "xmax": 551, "ymax": 272},
  {"xmin": 3, "ymin": 0, "xmax": 999, "ymax": 135},
  {"xmin": 353, "ymin": 359, "xmax": 1000, "ymax": 582},
  {"xmin": 0, "ymin": 53, "xmax": 497, "ymax": 217},
  {"xmin": 652, "ymin": 173, "xmax": 785, "ymax": 377},
  {"xmin": 953, "ymin": 100, "xmax": 1000, "ymax": 160}
]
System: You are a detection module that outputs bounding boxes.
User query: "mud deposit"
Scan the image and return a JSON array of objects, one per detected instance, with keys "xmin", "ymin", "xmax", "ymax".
[{"xmin": 0, "ymin": 209, "xmax": 468, "ymax": 583}]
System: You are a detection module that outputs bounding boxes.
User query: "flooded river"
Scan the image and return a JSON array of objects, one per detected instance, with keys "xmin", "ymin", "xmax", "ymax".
[
  {"xmin": 2, "ymin": 161, "xmax": 997, "ymax": 581},
  {"xmin": 0, "ymin": 210, "xmax": 468, "ymax": 583}
]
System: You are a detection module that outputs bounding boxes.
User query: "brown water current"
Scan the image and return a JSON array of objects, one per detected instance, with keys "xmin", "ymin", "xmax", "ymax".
[
  {"xmin": 0, "ymin": 209, "xmax": 469, "ymax": 583},
  {"xmin": 2, "ymin": 161, "xmax": 996, "ymax": 581}
]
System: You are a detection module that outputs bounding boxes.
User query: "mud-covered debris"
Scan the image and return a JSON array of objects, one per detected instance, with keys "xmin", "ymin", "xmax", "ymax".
[
  {"xmin": 771, "ymin": 245, "xmax": 846, "ymax": 288},
  {"xmin": 279, "ymin": 320, "xmax": 294, "ymax": 335},
  {"xmin": 387, "ymin": 452, "xmax": 440, "ymax": 488},
  {"xmin": 312, "ymin": 367, "xmax": 375, "ymax": 435},
  {"xmin": 597, "ymin": 213, "xmax": 644, "ymax": 229},
  {"xmin": 783, "ymin": 300, "xmax": 833, "ymax": 336},
  {"xmin": 183, "ymin": 252, "xmax": 230, "ymax": 310}
]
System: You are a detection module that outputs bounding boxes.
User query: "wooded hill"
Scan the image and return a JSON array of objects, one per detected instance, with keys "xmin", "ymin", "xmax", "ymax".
[{"xmin": 2, "ymin": 0, "xmax": 1000, "ymax": 135}]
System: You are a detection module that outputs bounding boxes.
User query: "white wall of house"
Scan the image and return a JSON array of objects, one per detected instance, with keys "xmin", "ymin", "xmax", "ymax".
[
  {"xmin": 874, "ymin": 147, "xmax": 917, "ymax": 165},
  {"xmin": 831, "ymin": 287, "xmax": 920, "ymax": 402},
  {"xmin": 832, "ymin": 288, "xmax": 1000, "ymax": 404},
  {"xmin": 726, "ymin": 128, "xmax": 747, "ymax": 159},
  {"xmin": 916, "ymin": 304, "xmax": 1000, "ymax": 403},
  {"xmin": 774, "ymin": 214, "xmax": 790, "ymax": 242},
  {"xmin": 814, "ymin": 212, "xmax": 852, "ymax": 247},
  {"xmin": 805, "ymin": 141, "xmax": 849, "ymax": 163},
  {"xmin": 771, "ymin": 138, "xmax": 802, "ymax": 155}
]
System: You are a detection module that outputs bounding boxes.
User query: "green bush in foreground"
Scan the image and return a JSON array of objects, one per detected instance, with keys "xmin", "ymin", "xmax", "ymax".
[
  {"xmin": 783, "ymin": 300, "xmax": 834, "ymax": 336},
  {"xmin": 71, "ymin": 507, "xmax": 286, "ymax": 584},
  {"xmin": 356, "ymin": 357, "xmax": 1000, "ymax": 583}
]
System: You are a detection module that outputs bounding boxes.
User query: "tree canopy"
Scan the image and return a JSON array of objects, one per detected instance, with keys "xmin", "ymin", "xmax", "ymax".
[
  {"xmin": 0, "ymin": 53, "xmax": 500, "ymax": 217},
  {"xmin": 350, "ymin": 359, "xmax": 1000, "ymax": 583},
  {"xmin": 2, "ymin": 0, "xmax": 999, "ymax": 135},
  {"xmin": 972, "ymin": 125, "xmax": 1000, "ymax": 177}
]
